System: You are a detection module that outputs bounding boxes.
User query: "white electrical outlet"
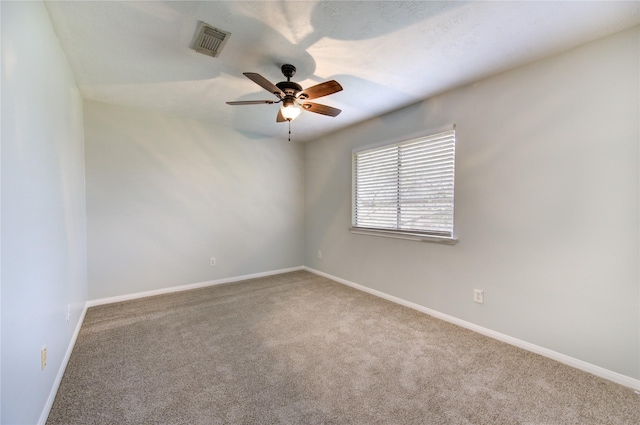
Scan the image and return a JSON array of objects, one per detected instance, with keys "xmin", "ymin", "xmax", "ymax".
[
  {"xmin": 317, "ymin": 251, "xmax": 322, "ymax": 259},
  {"xmin": 41, "ymin": 346, "xmax": 47, "ymax": 371},
  {"xmin": 474, "ymin": 289, "xmax": 484, "ymax": 304},
  {"xmin": 210, "ymin": 257, "xmax": 216, "ymax": 267},
  {"xmin": 66, "ymin": 304, "xmax": 70, "ymax": 322}
]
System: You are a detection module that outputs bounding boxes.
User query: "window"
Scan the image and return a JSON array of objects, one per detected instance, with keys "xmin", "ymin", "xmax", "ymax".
[{"xmin": 352, "ymin": 128, "xmax": 456, "ymax": 243}]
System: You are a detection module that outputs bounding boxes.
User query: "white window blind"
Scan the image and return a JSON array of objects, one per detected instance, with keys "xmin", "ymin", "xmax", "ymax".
[{"xmin": 352, "ymin": 129, "xmax": 456, "ymax": 238}]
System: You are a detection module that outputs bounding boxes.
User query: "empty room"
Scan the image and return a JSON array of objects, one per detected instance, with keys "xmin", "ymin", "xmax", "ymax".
[{"xmin": 1, "ymin": 1, "xmax": 639, "ymax": 424}]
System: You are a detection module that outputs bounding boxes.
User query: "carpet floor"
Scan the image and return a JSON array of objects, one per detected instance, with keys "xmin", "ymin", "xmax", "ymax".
[{"xmin": 47, "ymin": 270, "xmax": 639, "ymax": 424}]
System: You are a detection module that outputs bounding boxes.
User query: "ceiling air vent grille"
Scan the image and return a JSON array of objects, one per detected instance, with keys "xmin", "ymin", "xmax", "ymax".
[{"xmin": 192, "ymin": 21, "xmax": 230, "ymax": 58}]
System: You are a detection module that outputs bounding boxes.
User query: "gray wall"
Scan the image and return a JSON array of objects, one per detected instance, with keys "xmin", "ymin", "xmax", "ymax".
[
  {"xmin": 1, "ymin": 2, "xmax": 88, "ymax": 423},
  {"xmin": 84, "ymin": 101, "xmax": 305, "ymax": 300},
  {"xmin": 305, "ymin": 26, "xmax": 639, "ymax": 380}
]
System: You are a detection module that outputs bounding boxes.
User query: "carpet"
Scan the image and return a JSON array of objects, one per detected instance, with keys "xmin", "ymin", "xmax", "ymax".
[{"xmin": 47, "ymin": 270, "xmax": 639, "ymax": 424}]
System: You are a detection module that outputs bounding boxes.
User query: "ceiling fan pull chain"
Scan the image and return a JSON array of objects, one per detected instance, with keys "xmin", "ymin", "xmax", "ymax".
[{"xmin": 288, "ymin": 120, "xmax": 291, "ymax": 142}]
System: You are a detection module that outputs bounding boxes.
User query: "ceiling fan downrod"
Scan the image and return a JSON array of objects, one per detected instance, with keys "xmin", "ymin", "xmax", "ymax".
[
  {"xmin": 276, "ymin": 65, "xmax": 303, "ymax": 98},
  {"xmin": 281, "ymin": 64, "xmax": 296, "ymax": 81}
]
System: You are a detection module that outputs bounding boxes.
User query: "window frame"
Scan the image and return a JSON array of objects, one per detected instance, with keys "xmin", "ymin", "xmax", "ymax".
[{"xmin": 351, "ymin": 127, "xmax": 458, "ymax": 245}]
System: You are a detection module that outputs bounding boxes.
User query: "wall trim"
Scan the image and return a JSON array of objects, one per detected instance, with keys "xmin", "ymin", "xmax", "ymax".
[
  {"xmin": 304, "ymin": 267, "xmax": 640, "ymax": 391},
  {"xmin": 87, "ymin": 266, "xmax": 305, "ymax": 307},
  {"xmin": 38, "ymin": 303, "xmax": 89, "ymax": 425}
]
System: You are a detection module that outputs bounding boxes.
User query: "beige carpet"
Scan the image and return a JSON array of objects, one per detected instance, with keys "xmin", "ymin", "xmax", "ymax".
[{"xmin": 47, "ymin": 271, "xmax": 639, "ymax": 424}]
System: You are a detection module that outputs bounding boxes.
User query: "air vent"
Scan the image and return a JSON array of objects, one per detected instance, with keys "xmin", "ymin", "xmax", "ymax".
[{"xmin": 191, "ymin": 21, "xmax": 230, "ymax": 58}]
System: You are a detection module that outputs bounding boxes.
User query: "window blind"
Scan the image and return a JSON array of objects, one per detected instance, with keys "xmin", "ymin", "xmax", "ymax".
[{"xmin": 352, "ymin": 129, "xmax": 456, "ymax": 238}]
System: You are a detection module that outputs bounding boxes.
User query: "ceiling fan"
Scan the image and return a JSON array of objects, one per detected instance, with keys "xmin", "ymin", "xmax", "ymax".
[{"xmin": 226, "ymin": 64, "xmax": 343, "ymax": 122}]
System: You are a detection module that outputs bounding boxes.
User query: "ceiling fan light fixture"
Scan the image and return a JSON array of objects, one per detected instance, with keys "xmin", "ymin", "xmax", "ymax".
[{"xmin": 280, "ymin": 97, "xmax": 301, "ymax": 121}]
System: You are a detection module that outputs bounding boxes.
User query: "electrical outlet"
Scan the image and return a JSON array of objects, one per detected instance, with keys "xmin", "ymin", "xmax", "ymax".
[
  {"xmin": 41, "ymin": 346, "xmax": 47, "ymax": 371},
  {"xmin": 66, "ymin": 304, "xmax": 71, "ymax": 322},
  {"xmin": 210, "ymin": 257, "xmax": 216, "ymax": 267},
  {"xmin": 474, "ymin": 289, "xmax": 484, "ymax": 304},
  {"xmin": 317, "ymin": 251, "xmax": 322, "ymax": 260}
]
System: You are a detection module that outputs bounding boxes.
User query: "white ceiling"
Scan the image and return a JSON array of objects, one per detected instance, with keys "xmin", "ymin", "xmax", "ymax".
[{"xmin": 44, "ymin": 1, "xmax": 639, "ymax": 142}]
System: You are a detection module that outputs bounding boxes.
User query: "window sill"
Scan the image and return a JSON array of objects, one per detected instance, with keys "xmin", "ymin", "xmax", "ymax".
[{"xmin": 349, "ymin": 227, "xmax": 458, "ymax": 245}]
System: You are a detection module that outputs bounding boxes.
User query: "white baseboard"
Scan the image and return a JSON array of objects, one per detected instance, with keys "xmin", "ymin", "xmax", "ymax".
[
  {"xmin": 38, "ymin": 303, "xmax": 89, "ymax": 425},
  {"xmin": 304, "ymin": 267, "xmax": 640, "ymax": 391},
  {"xmin": 87, "ymin": 266, "xmax": 305, "ymax": 307},
  {"xmin": 38, "ymin": 263, "xmax": 638, "ymax": 425}
]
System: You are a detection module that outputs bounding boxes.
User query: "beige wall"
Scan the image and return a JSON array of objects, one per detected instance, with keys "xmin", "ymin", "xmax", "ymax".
[
  {"xmin": 84, "ymin": 101, "xmax": 305, "ymax": 300},
  {"xmin": 304, "ymin": 26, "xmax": 639, "ymax": 380},
  {"xmin": 1, "ymin": 2, "xmax": 87, "ymax": 423}
]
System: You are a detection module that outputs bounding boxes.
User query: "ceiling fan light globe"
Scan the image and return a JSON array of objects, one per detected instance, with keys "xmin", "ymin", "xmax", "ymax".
[{"xmin": 281, "ymin": 102, "xmax": 301, "ymax": 121}]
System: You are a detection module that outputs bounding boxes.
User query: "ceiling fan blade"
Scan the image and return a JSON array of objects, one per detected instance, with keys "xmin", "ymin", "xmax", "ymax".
[
  {"xmin": 243, "ymin": 72, "xmax": 284, "ymax": 98},
  {"xmin": 301, "ymin": 102, "xmax": 342, "ymax": 117},
  {"xmin": 276, "ymin": 109, "xmax": 287, "ymax": 122},
  {"xmin": 298, "ymin": 80, "xmax": 343, "ymax": 100},
  {"xmin": 226, "ymin": 100, "xmax": 275, "ymax": 105}
]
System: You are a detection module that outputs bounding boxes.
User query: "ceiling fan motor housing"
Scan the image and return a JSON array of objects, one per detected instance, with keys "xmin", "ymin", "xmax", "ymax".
[{"xmin": 276, "ymin": 81, "xmax": 303, "ymax": 96}]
